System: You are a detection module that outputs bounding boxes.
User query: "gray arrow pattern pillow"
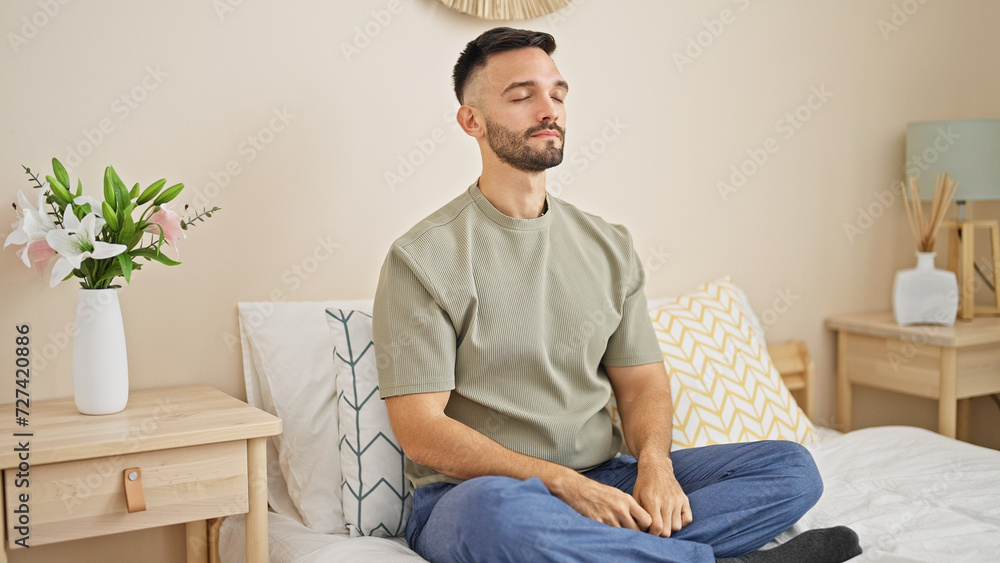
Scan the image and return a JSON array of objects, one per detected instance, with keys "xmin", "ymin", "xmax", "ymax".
[{"xmin": 326, "ymin": 307, "xmax": 412, "ymax": 537}]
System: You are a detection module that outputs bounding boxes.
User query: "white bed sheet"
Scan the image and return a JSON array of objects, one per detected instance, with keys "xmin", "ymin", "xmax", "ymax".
[
  {"xmin": 777, "ymin": 426, "xmax": 1000, "ymax": 562},
  {"xmin": 220, "ymin": 512, "xmax": 425, "ymax": 563},
  {"xmin": 221, "ymin": 426, "xmax": 1000, "ymax": 563}
]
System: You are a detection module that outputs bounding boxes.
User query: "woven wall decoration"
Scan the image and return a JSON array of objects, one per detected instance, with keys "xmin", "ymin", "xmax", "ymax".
[{"xmin": 437, "ymin": 0, "xmax": 572, "ymax": 20}]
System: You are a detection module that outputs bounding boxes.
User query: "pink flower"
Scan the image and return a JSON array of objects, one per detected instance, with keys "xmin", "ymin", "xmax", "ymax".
[
  {"xmin": 16, "ymin": 241, "xmax": 56, "ymax": 274},
  {"xmin": 145, "ymin": 206, "xmax": 186, "ymax": 257}
]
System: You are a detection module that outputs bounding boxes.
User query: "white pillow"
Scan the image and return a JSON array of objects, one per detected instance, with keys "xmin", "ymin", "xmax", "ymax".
[
  {"xmin": 325, "ymin": 307, "xmax": 412, "ymax": 538},
  {"xmin": 238, "ymin": 300, "xmax": 372, "ymax": 535},
  {"xmin": 238, "ymin": 314, "xmax": 303, "ymax": 525}
]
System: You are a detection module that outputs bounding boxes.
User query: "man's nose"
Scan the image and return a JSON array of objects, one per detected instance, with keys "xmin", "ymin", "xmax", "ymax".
[{"xmin": 537, "ymin": 97, "xmax": 560, "ymax": 123}]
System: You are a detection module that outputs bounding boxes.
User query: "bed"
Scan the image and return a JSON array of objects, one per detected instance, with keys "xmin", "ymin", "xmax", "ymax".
[{"xmin": 218, "ymin": 282, "xmax": 1000, "ymax": 563}]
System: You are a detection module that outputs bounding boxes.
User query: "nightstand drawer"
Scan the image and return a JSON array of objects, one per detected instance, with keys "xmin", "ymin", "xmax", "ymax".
[{"xmin": 4, "ymin": 440, "xmax": 248, "ymax": 549}]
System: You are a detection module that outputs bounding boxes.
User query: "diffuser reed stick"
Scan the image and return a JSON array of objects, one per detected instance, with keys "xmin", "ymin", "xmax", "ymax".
[{"xmin": 901, "ymin": 173, "xmax": 958, "ymax": 252}]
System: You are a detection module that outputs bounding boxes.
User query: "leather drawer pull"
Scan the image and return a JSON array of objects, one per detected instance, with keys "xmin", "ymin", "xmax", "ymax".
[{"xmin": 123, "ymin": 467, "xmax": 147, "ymax": 513}]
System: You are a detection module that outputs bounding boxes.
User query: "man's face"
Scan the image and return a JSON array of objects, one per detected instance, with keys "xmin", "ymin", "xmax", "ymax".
[{"xmin": 468, "ymin": 48, "xmax": 568, "ymax": 173}]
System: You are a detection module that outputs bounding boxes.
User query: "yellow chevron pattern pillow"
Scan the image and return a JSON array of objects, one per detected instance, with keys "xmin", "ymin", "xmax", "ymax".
[{"xmin": 649, "ymin": 277, "xmax": 818, "ymax": 450}]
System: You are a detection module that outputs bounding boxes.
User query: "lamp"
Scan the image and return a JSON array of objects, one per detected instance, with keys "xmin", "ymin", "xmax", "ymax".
[{"xmin": 906, "ymin": 119, "xmax": 1000, "ymax": 319}]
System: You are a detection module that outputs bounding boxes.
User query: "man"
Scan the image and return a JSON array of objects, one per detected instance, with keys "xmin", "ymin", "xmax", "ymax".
[{"xmin": 373, "ymin": 27, "xmax": 862, "ymax": 563}]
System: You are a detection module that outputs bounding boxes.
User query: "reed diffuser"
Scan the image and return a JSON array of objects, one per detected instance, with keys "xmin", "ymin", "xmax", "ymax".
[
  {"xmin": 893, "ymin": 173, "xmax": 959, "ymax": 325},
  {"xmin": 901, "ymin": 173, "xmax": 958, "ymax": 252}
]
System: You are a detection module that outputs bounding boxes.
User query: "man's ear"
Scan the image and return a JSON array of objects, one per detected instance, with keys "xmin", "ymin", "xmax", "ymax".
[{"xmin": 457, "ymin": 105, "xmax": 485, "ymax": 138}]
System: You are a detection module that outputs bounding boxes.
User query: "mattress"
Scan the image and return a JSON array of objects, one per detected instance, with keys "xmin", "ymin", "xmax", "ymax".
[{"xmin": 220, "ymin": 426, "xmax": 1000, "ymax": 562}]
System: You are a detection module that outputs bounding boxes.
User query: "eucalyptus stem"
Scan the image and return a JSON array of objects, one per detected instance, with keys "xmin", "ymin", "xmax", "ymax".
[
  {"xmin": 182, "ymin": 206, "xmax": 221, "ymax": 228},
  {"xmin": 22, "ymin": 164, "xmax": 64, "ymax": 227}
]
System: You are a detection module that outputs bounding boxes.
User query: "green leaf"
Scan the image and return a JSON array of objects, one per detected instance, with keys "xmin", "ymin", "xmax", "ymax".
[
  {"xmin": 117, "ymin": 253, "xmax": 133, "ymax": 283},
  {"xmin": 136, "ymin": 179, "xmax": 166, "ymax": 205},
  {"xmin": 52, "ymin": 158, "xmax": 70, "ymax": 192},
  {"xmin": 114, "ymin": 184, "xmax": 129, "ymax": 211},
  {"xmin": 129, "ymin": 182, "xmax": 140, "ymax": 199},
  {"xmin": 119, "ymin": 203, "xmax": 136, "ymax": 244},
  {"xmin": 102, "ymin": 201, "xmax": 119, "ymax": 231},
  {"xmin": 154, "ymin": 219, "xmax": 165, "ymax": 249},
  {"xmin": 152, "ymin": 183, "xmax": 184, "ymax": 205},
  {"xmin": 76, "ymin": 178, "xmax": 83, "ymax": 197},
  {"xmin": 132, "ymin": 247, "xmax": 181, "ymax": 266},
  {"xmin": 129, "ymin": 232, "xmax": 146, "ymax": 248},
  {"xmin": 103, "ymin": 167, "xmax": 116, "ymax": 207},
  {"xmin": 45, "ymin": 175, "xmax": 73, "ymax": 205},
  {"xmin": 107, "ymin": 165, "xmax": 127, "ymax": 192},
  {"xmin": 108, "ymin": 166, "xmax": 129, "ymax": 210},
  {"xmin": 93, "ymin": 263, "xmax": 123, "ymax": 286}
]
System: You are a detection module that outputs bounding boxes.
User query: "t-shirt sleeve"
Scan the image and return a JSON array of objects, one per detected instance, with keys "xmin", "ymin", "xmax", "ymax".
[
  {"xmin": 602, "ymin": 234, "xmax": 664, "ymax": 367},
  {"xmin": 373, "ymin": 244, "xmax": 457, "ymax": 398}
]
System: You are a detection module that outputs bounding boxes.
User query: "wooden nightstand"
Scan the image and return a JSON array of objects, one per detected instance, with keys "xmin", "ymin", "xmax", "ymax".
[
  {"xmin": 826, "ymin": 311, "xmax": 1000, "ymax": 439},
  {"xmin": 0, "ymin": 385, "xmax": 281, "ymax": 563}
]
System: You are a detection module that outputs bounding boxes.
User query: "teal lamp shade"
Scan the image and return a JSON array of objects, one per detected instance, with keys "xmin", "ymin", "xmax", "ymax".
[{"xmin": 905, "ymin": 119, "xmax": 1000, "ymax": 201}]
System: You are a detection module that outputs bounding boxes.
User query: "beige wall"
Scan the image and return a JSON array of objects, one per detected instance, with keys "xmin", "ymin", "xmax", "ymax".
[{"xmin": 1, "ymin": 0, "xmax": 998, "ymax": 560}]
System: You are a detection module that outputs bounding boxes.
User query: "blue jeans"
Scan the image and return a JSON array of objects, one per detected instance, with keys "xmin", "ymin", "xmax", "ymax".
[{"xmin": 405, "ymin": 440, "xmax": 822, "ymax": 563}]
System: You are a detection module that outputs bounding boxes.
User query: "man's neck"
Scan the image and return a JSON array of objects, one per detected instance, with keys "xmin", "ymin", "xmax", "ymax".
[{"xmin": 478, "ymin": 165, "xmax": 548, "ymax": 220}]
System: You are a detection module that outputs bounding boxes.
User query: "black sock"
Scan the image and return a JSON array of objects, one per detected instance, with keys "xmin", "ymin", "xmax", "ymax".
[{"xmin": 716, "ymin": 526, "xmax": 862, "ymax": 563}]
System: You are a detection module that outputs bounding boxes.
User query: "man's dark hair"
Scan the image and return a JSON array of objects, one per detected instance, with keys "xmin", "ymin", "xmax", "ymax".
[{"xmin": 452, "ymin": 27, "xmax": 556, "ymax": 105}]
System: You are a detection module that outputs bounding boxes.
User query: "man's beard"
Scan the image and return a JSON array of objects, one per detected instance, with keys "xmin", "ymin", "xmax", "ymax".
[{"xmin": 485, "ymin": 118, "xmax": 565, "ymax": 173}]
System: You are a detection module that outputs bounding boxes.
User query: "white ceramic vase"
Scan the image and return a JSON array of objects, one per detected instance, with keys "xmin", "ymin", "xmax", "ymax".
[
  {"xmin": 893, "ymin": 252, "xmax": 959, "ymax": 326},
  {"xmin": 73, "ymin": 289, "xmax": 129, "ymax": 415}
]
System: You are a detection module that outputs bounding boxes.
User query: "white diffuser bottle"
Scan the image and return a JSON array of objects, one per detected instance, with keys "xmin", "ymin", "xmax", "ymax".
[{"xmin": 893, "ymin": 252, "xmax": 959, "ymax": 326}]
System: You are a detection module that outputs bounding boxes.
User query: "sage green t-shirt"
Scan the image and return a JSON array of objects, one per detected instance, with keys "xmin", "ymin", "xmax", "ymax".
[{"xmin": 373, "ymin": 181, "xmax": 663, "ymax": 489}]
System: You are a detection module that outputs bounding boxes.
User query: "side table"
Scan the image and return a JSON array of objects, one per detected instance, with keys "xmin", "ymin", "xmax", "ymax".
[
  {"xmin": 0, "ymin": 385, "xmax": 281, "ymax": 563},
  {"xmin": 826, "ymin": 311, "xmax": 1000, "ymax": 439}
]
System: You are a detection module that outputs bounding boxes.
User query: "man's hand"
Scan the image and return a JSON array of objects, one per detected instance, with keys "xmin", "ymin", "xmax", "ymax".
[
  {"xmin": 605, "ymin": 361, "xmax": 691, "ymax": 537},
  {"xmin": 550, "ymin": 470, "xmax": 653, "ymax": 531},
  {"xmin": 632, "ymin": 455, "xmax": 692, "ymax": 537}
]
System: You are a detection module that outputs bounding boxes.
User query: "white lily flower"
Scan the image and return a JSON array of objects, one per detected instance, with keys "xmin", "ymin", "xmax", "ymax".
[
  {"xmin": 45, "ymin": 209, "xmax": 126, "ymax": 287},
  {"xmin": 73, "ymin": 195, "xmax": 104, "ymax": 216},
  {"xmin": 4, "ymin": 189, "xmax": 57, "ymax": 267}
]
